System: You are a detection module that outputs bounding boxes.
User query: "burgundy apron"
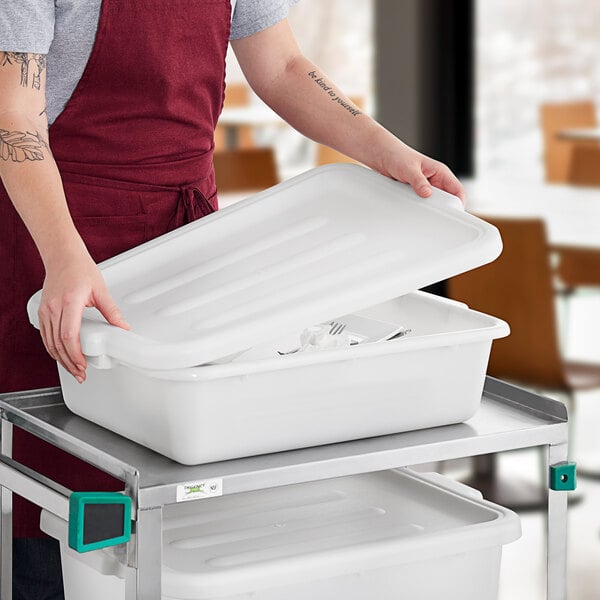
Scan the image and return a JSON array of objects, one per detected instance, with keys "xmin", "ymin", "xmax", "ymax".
[{"xmin": 0, "ymin": 0, "xmax": 231, "ymax": 537}]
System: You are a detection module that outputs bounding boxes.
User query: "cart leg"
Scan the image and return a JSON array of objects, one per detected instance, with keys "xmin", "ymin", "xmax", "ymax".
[
  {"xmin": 547, "ymin": 442, "xmax": 569, "ymax": 600},
  {"xmin": 126, "ymin": 506, "xmax": 162, "ymax": 600},
  {"xmin": 0, "ymin": 420, "xmax": 13, "ymax": 600}
]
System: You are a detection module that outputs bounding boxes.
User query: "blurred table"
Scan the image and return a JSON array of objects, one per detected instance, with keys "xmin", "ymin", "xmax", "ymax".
[
  {"xmin": 462, "ymin": 178, "xmax": 600, "ymax": 250},
  {"xmin": 463, "ymin": 177, "xmax": 600, "ymax": 288},
  {"xmin": 557, "ymin": 127, "xmax": 600, "ymax": 142},
  {"xmin": 217, "ymin": 105, "xmax": 285, "ymax": 149}
]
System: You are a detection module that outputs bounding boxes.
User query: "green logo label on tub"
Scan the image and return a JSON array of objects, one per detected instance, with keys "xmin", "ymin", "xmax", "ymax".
[{"xmin": 177, "ymin": 478, "xmax": 223, "ymax": 502}]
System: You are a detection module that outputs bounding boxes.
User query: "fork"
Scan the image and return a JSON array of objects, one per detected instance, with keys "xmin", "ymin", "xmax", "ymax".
[
  {"xmin": 278, "ymin": 321, "xmax": 347, "ymax": 355},
  {"xmin": 328, "ymin": 321, "xmax": 346, "ymax": 336}
]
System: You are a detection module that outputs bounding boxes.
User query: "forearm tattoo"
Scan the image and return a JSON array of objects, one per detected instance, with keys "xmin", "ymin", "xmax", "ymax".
[
  {"xmin": 0, "ymin": 129, "xmax": 48, "ymax": 162},
  {"xmin": 307, "ymin": 70, "xmax": 362, "ymax": 117},
  {"xmin": 1, "ymin": 52, "xmax": 46, "ymax": 90}
]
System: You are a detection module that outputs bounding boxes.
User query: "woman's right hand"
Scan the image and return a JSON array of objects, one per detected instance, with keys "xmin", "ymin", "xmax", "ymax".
[{"xmin": 38, "ymin": 251, "xmax": 130, "ymax": 383}]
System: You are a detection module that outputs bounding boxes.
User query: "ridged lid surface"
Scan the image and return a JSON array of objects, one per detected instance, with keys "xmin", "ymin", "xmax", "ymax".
[{"xmin": 28, "ymin": 164, "xmax": 502, "ymax": 369}]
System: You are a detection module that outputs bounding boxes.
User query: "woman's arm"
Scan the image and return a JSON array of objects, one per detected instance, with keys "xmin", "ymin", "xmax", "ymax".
[
  {"xmin": 231, "ymin": 19, "xmax": 466, "ymax": 202},
  {"xmin": 0, "ymin": 52, "xmax": 128, "ymax": 382}
]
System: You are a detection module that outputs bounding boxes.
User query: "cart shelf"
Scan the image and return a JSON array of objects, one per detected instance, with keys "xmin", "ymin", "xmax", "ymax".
[{"xmin": 0, "ymin": 376, "xmax": 570, "ymax": 600}]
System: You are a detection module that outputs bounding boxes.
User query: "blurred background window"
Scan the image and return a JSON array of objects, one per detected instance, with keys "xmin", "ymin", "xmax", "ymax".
[{"xmin": 475, "ymin": 0, "xmax": 600, "ymax": 180}]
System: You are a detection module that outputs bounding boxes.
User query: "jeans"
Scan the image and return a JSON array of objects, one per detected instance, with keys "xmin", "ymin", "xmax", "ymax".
[{"xmin": 12, "ymin": 539, "xmax": 64, "ymax": 600}]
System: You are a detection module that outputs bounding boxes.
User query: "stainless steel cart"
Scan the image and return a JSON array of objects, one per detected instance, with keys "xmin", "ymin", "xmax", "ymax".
[{"xmin": 0, "ymin": 377, "xmax": 572, "ymax": 600}]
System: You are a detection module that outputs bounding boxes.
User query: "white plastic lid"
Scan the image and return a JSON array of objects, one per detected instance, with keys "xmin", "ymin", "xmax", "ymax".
[
  {"xmin": 28, "ymin": 164, "xmax": 502, "ymax": 370},
  {"xmin": 40, "ymin": 469, "xmax": 521, "ymax": 598}
]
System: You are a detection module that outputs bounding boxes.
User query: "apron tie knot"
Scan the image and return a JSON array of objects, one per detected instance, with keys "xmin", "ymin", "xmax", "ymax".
[{"xmin": 179, "ymin": 186, "xmax": 216, "ymax": 224}]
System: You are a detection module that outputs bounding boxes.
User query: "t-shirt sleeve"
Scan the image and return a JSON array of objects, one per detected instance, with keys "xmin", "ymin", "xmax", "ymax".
[
  {"xmin": 0, "ymin": 0, "xmax": 55, "ymax": 54},
  {"xmin": 230, "ymin": 0, "xmax": 299, "ymax": 40}
]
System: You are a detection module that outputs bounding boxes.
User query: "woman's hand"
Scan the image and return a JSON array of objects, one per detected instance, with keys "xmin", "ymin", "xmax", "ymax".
[
  {"xmin": 375, "ymin": 138, "xmax": 467, "ymax": 205},
  {"xmin": 38, "ymin": 251, "xmax": 129, "ymax": 383}
]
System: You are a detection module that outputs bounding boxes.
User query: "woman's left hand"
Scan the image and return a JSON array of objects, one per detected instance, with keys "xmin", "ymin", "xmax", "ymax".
[{"xmin": 376, "ymin": 140, "xmax": 467, "ymax": 205}]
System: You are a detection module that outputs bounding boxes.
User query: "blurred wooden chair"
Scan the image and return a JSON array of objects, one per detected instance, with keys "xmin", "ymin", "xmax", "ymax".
[
  {"xmin": 315, "ymin": 97, "xmax": 365, "ymax": 166},
  {"xmin": 447, "ymin": 217, "xmax": 600, "ymax": 508},
  {"xmin": 556, "ymin": 245, "xmax": 600, "ymax": 289},
  {"xmin": 540, "ymin": 100, "xmax": 597, "ymax": 183},
  {"xmin": 213, "ymin": 147, "xmax": 278, "ymax": 193},
  {"xmin": 567, "ymin": 144, "xmax": 600, "ymax": 186},
  {"xmin": 215, "ymin": 83, "xmax": 254, "ymax": 151},
  {"xmin": 449, "ymin": 217, "xmax": 600, "ymax": 390}
]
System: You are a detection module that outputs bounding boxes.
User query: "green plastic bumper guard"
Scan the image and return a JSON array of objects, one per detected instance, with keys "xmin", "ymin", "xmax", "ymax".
[
  {"xmin": 549, "ymin": 462, "xmax": 577, "ymax": 491},
  {"xmin": 68, "ymin": 491, "xmax": 132, "ymax": 553}
]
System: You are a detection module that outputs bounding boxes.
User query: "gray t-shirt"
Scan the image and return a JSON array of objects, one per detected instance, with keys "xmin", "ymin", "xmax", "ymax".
[{"xmin": 0, "ymin": 0, "xmax": 296, "ymax": 124}]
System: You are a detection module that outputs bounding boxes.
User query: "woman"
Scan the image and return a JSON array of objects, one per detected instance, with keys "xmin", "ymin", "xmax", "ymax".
[{"xmin": 0, "ymin": 1, "xmax": 465, "ymax": 598}]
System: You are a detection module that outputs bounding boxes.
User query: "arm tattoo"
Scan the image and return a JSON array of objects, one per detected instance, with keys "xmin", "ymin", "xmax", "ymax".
[
  {"xmin": 307, "ymin": 70, "xmax": 362, "ymax": 117},
  {"xmin": 0, "ymin": 129, "xmax": 48, "ymax": 162},
  {"xmin": 308, "ymin": 71, "xmax": 362, "ymax": 117},
  {"xmin": 0, "ymin": 52, "xmax": 46, "ymax": 90}
]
